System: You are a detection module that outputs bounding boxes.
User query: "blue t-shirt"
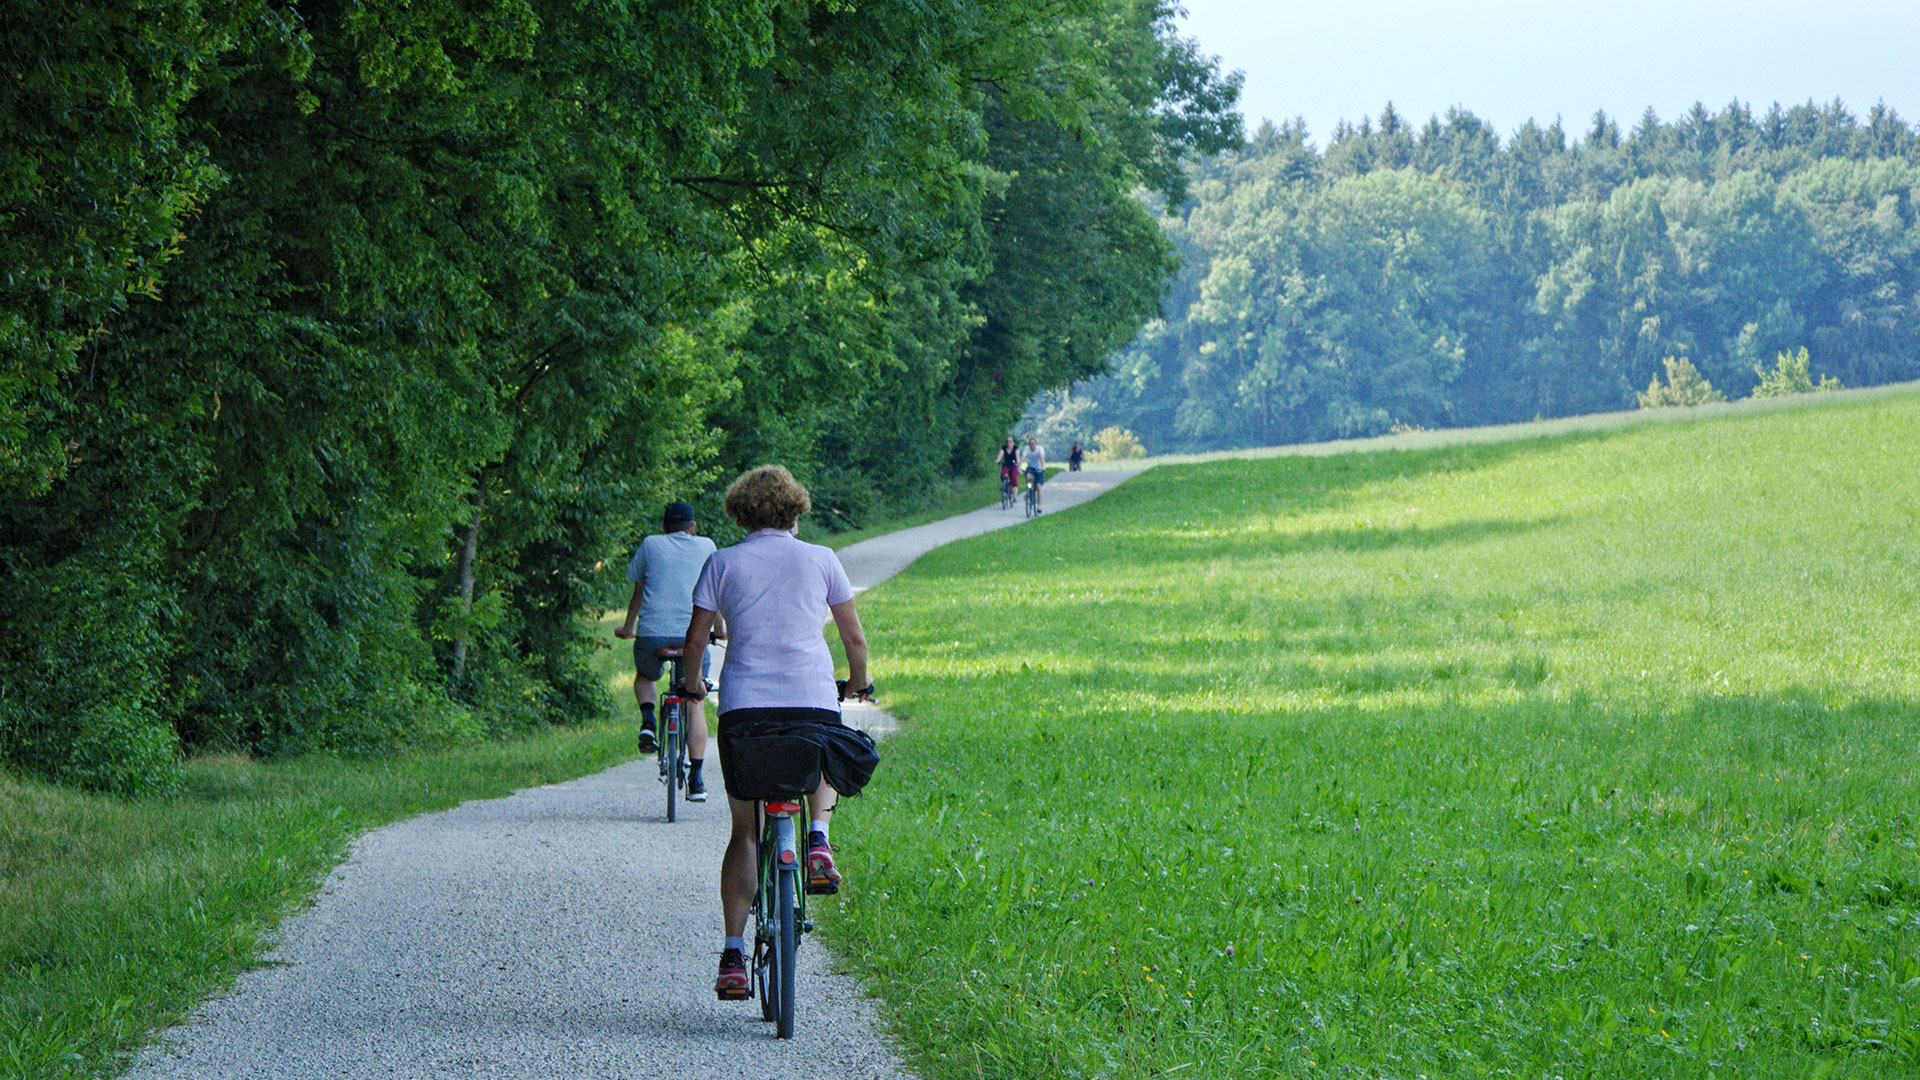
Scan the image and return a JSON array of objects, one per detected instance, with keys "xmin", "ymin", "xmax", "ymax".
[{"xmin": 626, "ymin": 531, "xmax": 717, "ymax": 637}]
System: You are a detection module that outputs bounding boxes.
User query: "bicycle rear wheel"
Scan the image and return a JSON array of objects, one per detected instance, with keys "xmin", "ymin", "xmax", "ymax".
[
  {"xmin": 663, "ymin": 702, "xmax": 680, "ymax": 823},
  {"xmin": 775, "ymin": 862, "xmax": 797, "ymax": 1038}
]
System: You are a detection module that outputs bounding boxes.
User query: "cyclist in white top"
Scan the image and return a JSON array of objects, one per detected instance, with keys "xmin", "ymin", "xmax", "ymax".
[
  {"xmin": 679, "ymin": 465, "xmax": 873, "ymax": 1001},
  {"xmin": 1019, "ymin": 435, "xmax": 1047, "ymax": 512}
]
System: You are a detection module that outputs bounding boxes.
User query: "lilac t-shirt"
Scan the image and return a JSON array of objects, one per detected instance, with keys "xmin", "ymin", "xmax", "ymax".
[{"xmin": 691, "ymin": 529, "xmax": 855, "ymax": 713}]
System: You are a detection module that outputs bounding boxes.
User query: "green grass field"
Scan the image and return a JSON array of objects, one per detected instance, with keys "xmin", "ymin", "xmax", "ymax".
[{"xmin": 832, "ymin": 389, "xmax": 1920, "ymax": 1078}]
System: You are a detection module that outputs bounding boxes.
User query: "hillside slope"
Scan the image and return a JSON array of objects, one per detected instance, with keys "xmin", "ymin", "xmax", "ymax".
[{"xmin": 836, "ymin": 387, "xmax": 1920, "ymax": 1079}]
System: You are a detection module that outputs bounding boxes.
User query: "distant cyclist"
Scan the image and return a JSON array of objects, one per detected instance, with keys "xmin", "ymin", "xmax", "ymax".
[
  {"xmin": 995, "ymin": 436, "xmax": 1020, "ymax": 498},
  {"xmin": 1019, "ymin": 435, "xmax": 1047, "ymax": 512},
  {"xmin": 614, "ymin": 501, "xmax": 719, "ymax": 801},
  {"xmin": 678, "ymin": 466, "xmax": 876, "ymax": 1000},
  {"xmin": 1068, "ymin": 440, "xmax": 1084, "ymax": 471}
]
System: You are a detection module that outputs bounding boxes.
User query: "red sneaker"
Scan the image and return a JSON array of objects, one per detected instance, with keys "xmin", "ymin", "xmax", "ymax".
[
  {"xmin": 806, "ymin": 833, "xmax": 841, "ymax": 895},
  {"xmin": 715, "ymin": 948, "xmax": 749, "ymax": 1000}
]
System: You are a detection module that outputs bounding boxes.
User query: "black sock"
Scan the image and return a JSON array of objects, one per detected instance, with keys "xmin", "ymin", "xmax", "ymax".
[
  {"xmin": 688, "ymin": 758, "xmax": 703, "ymax": 775},
  {"xmin": 639, "ymin": 703, "xmax": 655, "ymax": 728}
]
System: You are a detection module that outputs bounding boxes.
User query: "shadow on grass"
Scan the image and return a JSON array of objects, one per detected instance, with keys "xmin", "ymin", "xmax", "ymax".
[
  {"xmin": 894, "ymin": 435, "xmax": 1604, "ymax": 581},
  {"xmin": 1109, "ymin": 513, "xmax": 1569, "ymax": 567},
  {"xmin": 1121, "ymin": 432, "xmax": 1604, "ymax": 516},
  {"xmin": 884, "ymin": 676, "xmax": 1920, "ymax": 856}
]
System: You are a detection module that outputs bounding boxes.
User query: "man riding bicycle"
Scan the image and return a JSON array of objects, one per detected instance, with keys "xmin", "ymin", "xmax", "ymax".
[
  {"xmin": 614, "ymin": 501, "xmax": 719, "ymax": 801},
  {"xmin": 677, "ymin": 466, "xmax": 875, "ymax": 1001},
  {"xmin": 1019, "ymin": 435, "xmax": 1047, "ymax": 512}
]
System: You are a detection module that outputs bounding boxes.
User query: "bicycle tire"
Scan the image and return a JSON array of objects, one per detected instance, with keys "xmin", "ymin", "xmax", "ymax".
[
  {"xmin": 1024, "ymin": 484, "xmax": 1037, "ymax": 519},
  {"xmin": 663, "ymin": 702, "xmax": 679, "ymax": 823},
  {"xmin": 775, "ymin": 861, "xmax": 797, "ymax": 1038}
]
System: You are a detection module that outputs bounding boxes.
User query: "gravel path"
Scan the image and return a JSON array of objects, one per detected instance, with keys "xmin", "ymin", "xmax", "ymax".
[{"xmin": 127, "ymin": 469, "xmax": 1137, "ymax": 1080}]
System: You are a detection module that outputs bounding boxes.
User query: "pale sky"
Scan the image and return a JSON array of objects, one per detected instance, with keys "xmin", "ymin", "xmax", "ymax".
[{"xmin": 1176, "ymin": 0, "xmax": 1920, "ymax": 147}]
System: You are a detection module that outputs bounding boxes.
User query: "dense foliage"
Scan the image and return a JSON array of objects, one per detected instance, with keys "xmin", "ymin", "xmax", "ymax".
[
  {"xmin": 0, "ymin": 0, "xmax": 1239, "ymax": 792},
  {"xmin": 1042, "ymin": 100, "xmax": 1920, "ymax": 452}
]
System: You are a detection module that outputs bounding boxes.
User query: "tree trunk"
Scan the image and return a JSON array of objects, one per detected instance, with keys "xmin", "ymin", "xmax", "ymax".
[{"xmin": 450, "ymin": 486, "xmax": 486, "ymax": 683}]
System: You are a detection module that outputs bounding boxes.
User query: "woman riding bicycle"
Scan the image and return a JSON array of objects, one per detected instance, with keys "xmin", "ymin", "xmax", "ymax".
[
  {"xmin": 995, "ymin": 436, "xmax": 1020, "ymax": 498},
  {"xmin": 677, "ymin": 465, "xmax": 874, "ymax": 1000}
]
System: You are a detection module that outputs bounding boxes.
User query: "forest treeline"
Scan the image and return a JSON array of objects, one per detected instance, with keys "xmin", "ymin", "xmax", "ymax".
[
  {"xmin": 0, "ymin": 0, "xmax": 1239, "ymax": 792},
  {"xmin": 1039, "ymin": 100, "xmax": 1920, "ymax": 452}
]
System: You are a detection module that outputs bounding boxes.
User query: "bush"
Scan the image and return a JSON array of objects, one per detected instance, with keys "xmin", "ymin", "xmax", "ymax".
[
  {"xmin": 1637, "ymin": 357, "xmax": 1725, "ymax": 408},
  {"xmin": 1752, "ymin": 347, "xmax": 1844, "ymax": 398},
  {"xmin": 0, "ymin": 539, "xmax": 182, "ymax": 795},
  {"xmin": 1087, "ymin": 426, "xmax": 1147, "ymax": 460}
]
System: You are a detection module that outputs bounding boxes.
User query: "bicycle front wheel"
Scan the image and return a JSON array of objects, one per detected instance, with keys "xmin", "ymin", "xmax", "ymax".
[
  {"xmin": 756, "ymin": 939, "xmax": 775, "ymax": 1022},
  {"xmin": 754, "ymin": 817, "xmax": 781, "ymax": 1023}
]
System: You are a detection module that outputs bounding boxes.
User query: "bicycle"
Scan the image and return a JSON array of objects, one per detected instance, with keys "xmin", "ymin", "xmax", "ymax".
[
  {"xmin": 726, "ymin": 681, "xmax": 875, "ymax": 1040},
  {"xmin": 1000, "ymin": 470, "xmax": 1016, "ymax": 510},
  {"xmin": 1023, "ymin": 471, "xmax": 1040, "ymax": 518},
  {"xmin": 651, "ymin": 647, "xmax": 693, "ymax": 821}
]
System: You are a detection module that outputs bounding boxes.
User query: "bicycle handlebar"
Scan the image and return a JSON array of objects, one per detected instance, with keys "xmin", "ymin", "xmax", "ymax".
[{"xmin": 835, "ymin": 679, "xmax": 877, "ymax": 704}]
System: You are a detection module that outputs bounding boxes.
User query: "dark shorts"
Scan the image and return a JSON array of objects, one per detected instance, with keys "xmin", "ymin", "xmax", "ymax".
[
  {"xmin": 633, "ymin": 635, "xmax": 711, "ymax": 682},
  {"xmin": 1025, "ymin": 465, "xmax": 1044, "ymax": 485}
]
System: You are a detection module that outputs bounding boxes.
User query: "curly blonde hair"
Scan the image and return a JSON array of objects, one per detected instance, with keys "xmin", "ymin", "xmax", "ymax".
[{"xmin": 723, "ymin": 465, "xmax": 812, "ymax": 531}]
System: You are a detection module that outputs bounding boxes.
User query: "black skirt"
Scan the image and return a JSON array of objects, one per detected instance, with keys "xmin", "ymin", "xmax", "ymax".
[{"xmin": 717, "ymin": 707, "xmax": 880, "ymax": 800}]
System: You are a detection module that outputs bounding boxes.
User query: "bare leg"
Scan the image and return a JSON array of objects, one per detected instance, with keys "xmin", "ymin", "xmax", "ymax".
[
  {"xmin": 810, "ymin": 779, "xmax": 837, "ymax": 827},
  {"xmin": 688, "ymin": 699, "xmax": 708, "ymax": 760},
  {"xmin": 634, "ymin": 675, "xmax": 658, "ymax": 710},
  {"xmin": 722, "ymin": 796, "xmax": 758, "ymax": 938}
]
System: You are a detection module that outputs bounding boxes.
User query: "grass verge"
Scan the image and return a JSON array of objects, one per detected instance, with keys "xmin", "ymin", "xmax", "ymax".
[
  {"xmin": 831, "ymin": 388, "xmax": 1920, "ymax": 1078},
  {"xmin": 1, "ymin": 713, "xmax": 637, "ymax": 1080}
]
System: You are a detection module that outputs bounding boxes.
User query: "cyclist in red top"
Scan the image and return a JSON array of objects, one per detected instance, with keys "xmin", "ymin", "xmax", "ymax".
[{"xmin": 995, "ymin": 436, "xmax": 1020, "ymax": 496}]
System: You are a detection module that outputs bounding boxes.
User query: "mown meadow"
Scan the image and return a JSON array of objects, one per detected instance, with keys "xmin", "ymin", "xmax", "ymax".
[{"xmin": 833, "ymin": 389, "xmax": 1920, "ymax": 1078}]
